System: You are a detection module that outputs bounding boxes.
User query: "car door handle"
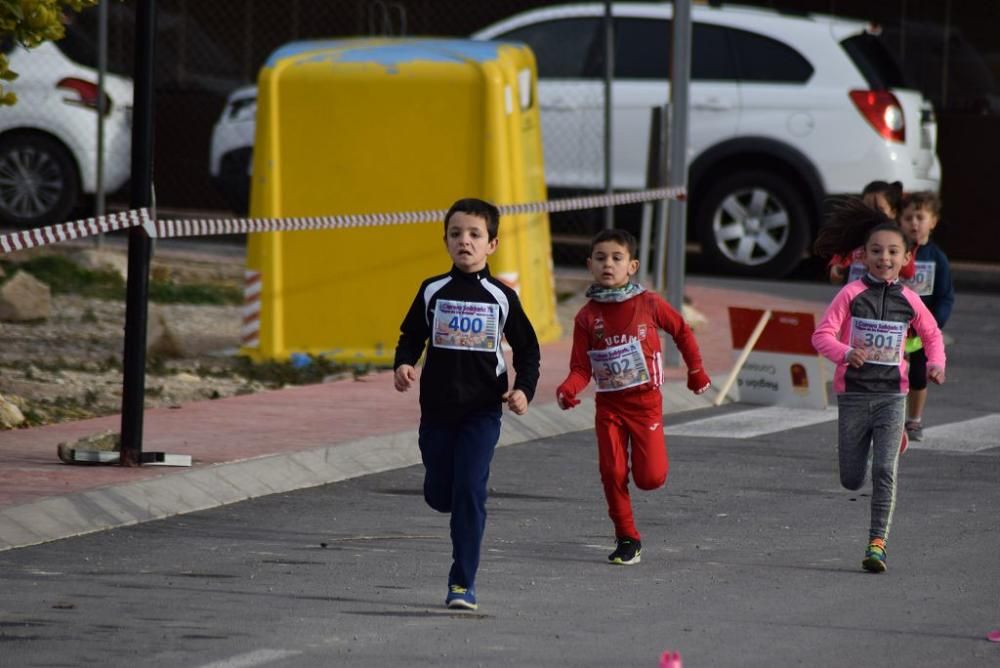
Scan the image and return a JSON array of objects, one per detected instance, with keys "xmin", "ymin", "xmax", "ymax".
[
  {"xmin": 544, "ymin": 96, "xmax": 577, "ymax": 111},
  {"xmin": 692, "ymin": 97, "xmax": 733, "ymax": 111}
]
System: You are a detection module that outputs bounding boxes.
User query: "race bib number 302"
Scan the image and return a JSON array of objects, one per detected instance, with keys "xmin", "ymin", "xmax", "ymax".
[
  {"xmin": 849, "ymin": 317, "xmax": 906, "ymax": 366},
  {"xmin": 588, "ymin": 340, "xmax": 650, "ymax": 392},
  {"xmin": 432, "ymin": 299, "xmax": 500, "ymax": 352}
]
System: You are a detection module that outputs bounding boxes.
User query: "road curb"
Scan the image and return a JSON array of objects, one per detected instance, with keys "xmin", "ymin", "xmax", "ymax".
[{"xmin": 0, "ymin": 384, "xmax": 718, "ymax": 552}]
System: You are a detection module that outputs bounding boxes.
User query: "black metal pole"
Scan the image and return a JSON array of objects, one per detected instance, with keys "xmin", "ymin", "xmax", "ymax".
[
  {"xmin": 602, "ymin": 0, "xmax": 614, "ymax": 229},
  {"xmin": 119, "ymin": 0, "xmax": 156, "ymax": 467},
  {"xmin": 664, "ymin": 0, "xmax": 691, "ymax": 366}
]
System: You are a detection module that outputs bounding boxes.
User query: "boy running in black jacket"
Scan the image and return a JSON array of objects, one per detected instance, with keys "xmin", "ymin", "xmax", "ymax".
[{"xmin": 393, "ymin": 198, "xmax": 540, "ymax": 611}]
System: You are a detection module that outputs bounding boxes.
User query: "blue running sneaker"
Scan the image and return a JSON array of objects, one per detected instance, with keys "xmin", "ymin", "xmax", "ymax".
[{"xmin": 445, "ymin": 584, "xmax": 478, "ymax": 610}]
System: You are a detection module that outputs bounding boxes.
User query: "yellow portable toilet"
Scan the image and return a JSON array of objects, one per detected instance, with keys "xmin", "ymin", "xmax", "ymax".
[{"xmin": 242, "ymin": 38, "xmax": 560, "ymax": 364}]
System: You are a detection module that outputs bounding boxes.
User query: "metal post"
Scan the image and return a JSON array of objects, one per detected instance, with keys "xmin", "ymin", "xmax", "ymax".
[
  {"xmin": 941, "ymin": 0, "xmax": 951, "ymax": 109},
  {"xmin": 119, "ymin": 0, "xmax": 156, "ymax": 467},
  {"xmin": 653, "ymin": 105, "xmax": 669, "ymax": 293},
  {"xmin": 243, "ymin": 0, "xmax": 254, "ymax": 82},
  {"xmin": 602, "ymin": 0, "xmax": 614, "ymax": 229},
  {"xmin": 664, "ymin": 0, "xmax": 692, "ymax": 366},
  {"xmin": 639, "ymin": 105, "xmax": 666, "ymax": 286},
  {"xmin": 94, "ymin": 0, "xmax": 107, "ymax": 249}
]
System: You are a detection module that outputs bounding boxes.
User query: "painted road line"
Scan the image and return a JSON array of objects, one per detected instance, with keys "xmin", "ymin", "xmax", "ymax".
[
  {"xmin": 197, "ymin": 649, "xmax": 302, "ymax": 668},
  {"xmin": 664, "ymin": 406, "xmax": 838, "ymax": 439},
  {"xmin": 910, "ymin": 414, "xmax": 1000, "ymax": 453}
]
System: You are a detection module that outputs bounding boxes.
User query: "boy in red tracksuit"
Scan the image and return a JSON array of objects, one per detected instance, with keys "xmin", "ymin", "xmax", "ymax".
[{"xmin": 556, "ymin": 229, "xmax": 711, "ymax": 565}]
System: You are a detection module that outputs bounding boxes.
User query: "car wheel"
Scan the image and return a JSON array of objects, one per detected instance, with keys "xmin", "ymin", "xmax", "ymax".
[
  {"xmin": 216, "ymin": 147, "xmax": 253, "ymax": 216},
  {"xmin": 694, "ymin": 170, "xmax": 810, "ymax": 278},
  {"xmin": 0, "ymin": 134, "xmax": 80, "ymax": 228}
]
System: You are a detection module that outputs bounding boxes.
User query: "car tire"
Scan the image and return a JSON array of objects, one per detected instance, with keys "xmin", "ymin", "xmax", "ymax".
[
  {"xmin": 216, "ymin": 147, "xmax": 253, "ymax": 216},
  {"xmin": 0, "ymin": 133, "xmax": 80, "ymax": 228},
  {"xmin": 694, "ymin": 169, "xmax": 811, "ymax": 278}
]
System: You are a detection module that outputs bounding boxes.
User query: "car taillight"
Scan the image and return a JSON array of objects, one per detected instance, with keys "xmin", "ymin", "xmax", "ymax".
[
  {"xmin": 849, "ymin": 90, "xmax": 904, "ymax": 143},
  {"xmin": 57, "ymin": 77, "xmax": 112, "ymax": 115}
]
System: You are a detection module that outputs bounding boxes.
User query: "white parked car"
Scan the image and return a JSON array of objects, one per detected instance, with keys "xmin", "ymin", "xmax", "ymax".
[
  {"xmin": 209, "ymin": 84, "xmax": 256, "ymax": 216},
  {"xmin": 209, "ymin": 2, "xmax": 942, "ymax": 277},
  {"xmin": 473, "ymin": 2, "xmax": 941, "ymax": 277},
  {"xmin": 0, "ymin": 39, "xmax": 133, "ymax": 228}
]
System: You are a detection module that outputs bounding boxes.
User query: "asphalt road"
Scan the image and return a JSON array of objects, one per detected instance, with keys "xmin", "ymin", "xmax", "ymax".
[{"xmin": 0, "ymin": 279, "xmax": 997, "ymax": 668}]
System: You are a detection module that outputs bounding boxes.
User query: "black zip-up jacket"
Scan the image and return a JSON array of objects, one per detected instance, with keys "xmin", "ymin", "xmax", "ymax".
[
  {"xmin": 394, "ymin": 264, "xmax": 541, "ymax": 422},
  {"xmin": 914, "ymin": 241, "xmax": 955, "ymax": 328}
]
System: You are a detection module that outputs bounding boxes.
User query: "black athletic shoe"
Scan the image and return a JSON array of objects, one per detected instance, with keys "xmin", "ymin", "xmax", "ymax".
[{"xmin": 608, "ymin": 537, "xmax": 642, "ymax": 565}]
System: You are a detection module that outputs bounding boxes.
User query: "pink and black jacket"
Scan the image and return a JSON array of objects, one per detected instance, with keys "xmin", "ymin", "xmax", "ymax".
[{"xmin": 812, "ymin": 274, "xmax": 945, "ymax": 395}]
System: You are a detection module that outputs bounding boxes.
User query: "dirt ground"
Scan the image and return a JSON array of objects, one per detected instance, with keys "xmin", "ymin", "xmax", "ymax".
[
  {"xmin": 0, "ymin": 242, "xmax": 588, "ymax": 429},
  {"xmin": 0, "ymin": 245, "xmax": 267, "ymax": 427}
]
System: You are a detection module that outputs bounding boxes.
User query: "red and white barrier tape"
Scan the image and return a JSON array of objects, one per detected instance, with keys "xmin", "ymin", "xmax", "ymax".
[
  {"xmin": 147, "ymin": 186, "xmax": 686, "ymax": 239},
  {"xmin": 0, "ymin": 186, "xmax": 686, "ymax": 253},
  {"xmin": 0, "ymin": 209, "xmax": 150, "ymax": 254}
]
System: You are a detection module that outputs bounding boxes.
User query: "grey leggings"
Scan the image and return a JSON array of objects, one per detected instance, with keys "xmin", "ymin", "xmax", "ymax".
[{"xmin": 836, "ymin": 393, "xmax": 906, "ymax": 542}]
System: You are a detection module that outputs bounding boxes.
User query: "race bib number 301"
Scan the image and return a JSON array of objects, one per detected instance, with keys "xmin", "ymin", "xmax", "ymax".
[
  {"xmin": 432, "ymin": 299, "xmax": 500, "ymax": 352},
  {"xmin": 849, "ymin": 317, "xmax": 906, "ymax": 366},
  {"xmin": 588, "ymin": 340, "xmax": 650, "ymax": 392}
]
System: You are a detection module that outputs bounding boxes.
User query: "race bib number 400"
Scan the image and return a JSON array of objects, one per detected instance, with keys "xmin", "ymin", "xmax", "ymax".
[
  {"xmin": 849, "ymin": 317, "xmax": 906, "ymax": 366},
  {"xmin": 588, "ymin": 340, "xmax": 650, "ymax": 392},
  {"xmin": 432, "ymin": 300, "xmax": 500, "ymax": 352},
  {"xmin": 901, "ymin": 261, "xmax": 936, "ymax": 296}
]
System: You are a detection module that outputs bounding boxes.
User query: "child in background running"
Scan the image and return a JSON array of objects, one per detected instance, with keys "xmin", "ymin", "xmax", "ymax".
[
  {"xmin": 824, "ymin": 181, "xmax": 909, "ymax": 284},
  {"xmin": 555, "ymin": 229, "xmax": 711, "ymax": 565},
  {"xmin": 899, "ymin": 191, "xmax": 955, "ymax": 442},
  {"xmin": 394, "ymin": 198, "xmax": 540, "ymax": 611},
  {"xmin": 812, "ymin": 199, "xmax": 945, "ymax": 573}
]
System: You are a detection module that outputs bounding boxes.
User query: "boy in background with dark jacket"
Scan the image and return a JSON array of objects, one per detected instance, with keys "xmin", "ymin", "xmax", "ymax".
[{"xmin": 899, "ymin": 191, "xmax": 955, "ymax": 442}]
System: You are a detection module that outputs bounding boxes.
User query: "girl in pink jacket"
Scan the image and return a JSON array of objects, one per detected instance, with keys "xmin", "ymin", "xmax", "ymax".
[{"xmin": 812, "ymin": 202, "xmax": 945, "ymax": 573}]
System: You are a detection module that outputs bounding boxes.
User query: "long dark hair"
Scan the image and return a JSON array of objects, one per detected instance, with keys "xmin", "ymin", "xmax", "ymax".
[
  {"xmin": 813, "ymin": 196, "xmax": 894, "ymax": 259},
  {"xmin": 862, "ymin": 180, "xmax": 904, "ymax": 216}
]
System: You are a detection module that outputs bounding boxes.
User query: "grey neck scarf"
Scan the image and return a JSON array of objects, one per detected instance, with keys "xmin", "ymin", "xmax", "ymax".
[{"xmin": 585, "ymin": 282, "xmax": 646, "ymax": 303}]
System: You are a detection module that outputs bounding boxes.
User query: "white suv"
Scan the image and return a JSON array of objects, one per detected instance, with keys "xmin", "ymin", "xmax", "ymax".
[
  {"xmin": 0, "ymin": 39, "xmax": 133, "ymax": 228},
  {"xmin": 473, "ymin": 2, "xmax": 941, "ymax": 277},
  {"xmin": 209, "ymin": 2, "xmax": 941, "ymax": 278}
]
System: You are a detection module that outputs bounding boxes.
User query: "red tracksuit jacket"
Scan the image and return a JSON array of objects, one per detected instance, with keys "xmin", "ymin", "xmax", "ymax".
[{"xmin": 561, "ymin": 291, "xmax": 704, "ymax": 403}]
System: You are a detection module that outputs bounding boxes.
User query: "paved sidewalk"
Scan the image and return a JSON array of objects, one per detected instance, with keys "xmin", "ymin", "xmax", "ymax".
[{"xmin": 0, "ymin": 280, "xmax": 829, "ymax": 552}]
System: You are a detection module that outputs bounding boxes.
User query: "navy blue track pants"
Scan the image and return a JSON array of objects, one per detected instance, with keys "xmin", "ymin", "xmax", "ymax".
[{"xmin": 418, "ymin": 408, "xmax": 502, "ymax": 590}]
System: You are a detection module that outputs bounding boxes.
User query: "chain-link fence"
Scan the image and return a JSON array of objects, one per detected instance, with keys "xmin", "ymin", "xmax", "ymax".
[{"xmin": 3, "ymin": 0, "xmax": 998, "ymax": 265}]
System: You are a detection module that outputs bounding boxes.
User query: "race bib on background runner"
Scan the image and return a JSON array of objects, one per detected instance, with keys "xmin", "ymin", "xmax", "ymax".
[
  {"xmin": 849, "ymin": 317, "xmax": 906, "ymax": 366},
  {"xmin": 432, "ymin": 300, "xmax": 500, "ymax": 352},
  {"xmin": 847, "ymin": 262, "xmax": 866, "ymax": 283},
  {"xmin": 901, "ymin": 261, "xmax": 935, "ymax": 296},
  {"xmin": 588, "ymin": 340, "xmax": 650, "ymax": 391}
]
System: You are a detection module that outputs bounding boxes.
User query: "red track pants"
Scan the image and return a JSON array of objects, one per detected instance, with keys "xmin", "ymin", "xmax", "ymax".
[{"xmin": 594, "ymin": 390, "xmax": 668, "ymax": 541}]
